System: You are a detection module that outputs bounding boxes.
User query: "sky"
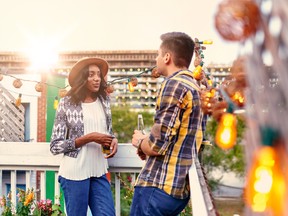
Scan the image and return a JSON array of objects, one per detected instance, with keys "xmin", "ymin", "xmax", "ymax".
[{"xmin": 0, "ymin": 0, "xmax": 241, "ymax": 65}]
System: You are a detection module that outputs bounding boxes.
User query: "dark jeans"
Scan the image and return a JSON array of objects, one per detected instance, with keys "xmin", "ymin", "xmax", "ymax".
[
  {"xmin": 130, "ymin": 186, "xmax": 190, "ymax": 216},
  {"xmin": 58, "ymin": 175, "xmax": 115, "ymax": 216}
]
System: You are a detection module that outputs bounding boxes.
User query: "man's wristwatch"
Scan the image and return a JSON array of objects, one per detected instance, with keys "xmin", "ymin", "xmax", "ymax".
[{"xmin": 135, "ymin": 138, "xmax": 144, "ymax": 149}]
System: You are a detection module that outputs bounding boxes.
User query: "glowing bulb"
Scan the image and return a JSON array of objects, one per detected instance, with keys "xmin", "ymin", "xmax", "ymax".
[
  {"xmin": 245, "ymin": 146, "xmax": 287, "ymax": 214},
  {"xmin": 232, "ymin": 91, "xmax": 245, "ymax": 107},
  {"xmin": 203, "ymin": 40, "xmax": 213, "ymax": 45},
  {"xmin": 215, "ymin": 113, "xmax": 237, "ymax": 149},
  {"xmin": 53, "ymin": 96, "xmax": 59, "ymax": 110},
  {"xmin": 207, "ymin": 79, "xmax": 213, "ymax": 86},
  {"xmin": 254, "ymin": 167, "xmax": 273, "ymax": 193},
  {"xmin": 192, "ymin": 65, "xmax": 202, "ymax": 80},
  {"xmin": 15, "ymin": 94, "xmax": 22, "ymax": 107},
  {"xmin": 197, "ymin": 40, "xmax": 213, "ymax": 45},
  {"xmin": 128, "ymin": 82, "xmax": 134, "ymax": 92}
]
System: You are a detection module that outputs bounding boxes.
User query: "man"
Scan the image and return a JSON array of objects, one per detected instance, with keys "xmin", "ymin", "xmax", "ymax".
[{"xmin": 130, "ymin": 32, "xmax": 203, "ymax": 216}]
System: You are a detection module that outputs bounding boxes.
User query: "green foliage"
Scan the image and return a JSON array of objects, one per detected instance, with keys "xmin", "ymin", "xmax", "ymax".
[
  {"xmin": 111, "ymin": 106, "xmax": 154, "ymax": 143},
  {"xmin": 110, "ymin": 173, "xmax": 135, "ymax": 216},
  {"xmin": 0, "ymin": 192, "xmax": 13, "ymax": 216},
  {"xmin": 110, "ymin": 107, "xmax": 246, "ymax": 214},
  {"xmin": 15, "ymin": 188, "xmax": 34, "ymax": 216},
  {"xmin": 202, "ymin": 116, "xmax": 246, "ymax": 179}
]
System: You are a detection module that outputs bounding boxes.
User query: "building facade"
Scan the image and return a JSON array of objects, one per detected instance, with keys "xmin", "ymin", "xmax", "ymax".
[{"xmin": 0, "ymin": 50, "xmax": 232, "ymax": 142}]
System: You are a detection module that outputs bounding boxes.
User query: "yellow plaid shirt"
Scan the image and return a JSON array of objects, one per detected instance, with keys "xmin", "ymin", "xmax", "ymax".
[{"xmin": 135, "ymin": 70, "xmax": 203, "ymax": 199}]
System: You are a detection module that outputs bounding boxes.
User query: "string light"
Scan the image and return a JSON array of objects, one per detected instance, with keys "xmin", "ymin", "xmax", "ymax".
[
  {"xmin": 15, "ymin": 94, "xmax": 22, "ymax": 107},
  {"xmin": 106, "ymin": 84, "xmax": 114, "ymax": 94},
  {"xmin": 0, "ymin": 72, "xmax": 69, "ymax": 91},
  {"xmin": 215, "ymin": 102, "xmax": 237, "ymax": 150},
  {"xmin": 13, "ymin": 79, "xmax": 23, "ymax": 88},
  {"xmin": 192, "ymin": 65, "xmax": 203, "ymax": 80},
  {"xmin": 245, "ymin": 127, "xmax": 287, "ymax": 215},
  {"xmin": 130, "ymin": 77, "xmax": 138, "ymax": 87},
  {"xmin": 199, "ymin": 40, "xmax": 213, "ymax": 45},
  {"xmin": 207, "ymin": 78, "xmax": 213, "ymax": 87},
  {"xmin": 200, "ymin": 88, "xmax": 216, "ymax": 115},
  {"xmin": 58, "ymin": 89, "xmax": 68, "ymax": 98},
  {"xmin": 35, "ymin": 82, "xmax": 44, "ymax": 92},
  {"xmin": 128, "ymin": 81, "xmax": 135, "ymax": 92},
  {"xmin": 53, "ymin": 96, "xmax": 59, "ymax": 110}
]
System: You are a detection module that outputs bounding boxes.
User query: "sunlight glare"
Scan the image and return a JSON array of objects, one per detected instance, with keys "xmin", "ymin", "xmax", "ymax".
[{"xmin": 26, "ymin": 39, "xmax": 59, "ymax": 72}]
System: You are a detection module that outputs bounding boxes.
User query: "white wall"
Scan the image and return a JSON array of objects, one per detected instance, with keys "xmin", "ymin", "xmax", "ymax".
[{"xmin": 1, "ymin": 73, "xmax": 42, "ymax": 141}]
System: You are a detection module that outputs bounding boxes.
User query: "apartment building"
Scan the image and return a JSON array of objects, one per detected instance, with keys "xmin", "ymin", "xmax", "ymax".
[{"xmin": 0, "ymin": 50, "xmax": 233, "ymax": 142}]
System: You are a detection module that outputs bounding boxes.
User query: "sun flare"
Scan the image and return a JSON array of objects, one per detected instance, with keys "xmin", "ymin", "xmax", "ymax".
[{"xmin": 25, "ymin": 38, "xmax": 59, "ymax": 72}]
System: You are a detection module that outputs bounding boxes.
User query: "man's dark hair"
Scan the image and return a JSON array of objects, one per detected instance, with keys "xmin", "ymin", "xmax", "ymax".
[
  {"xmin": 67, "ymin": 65, "xmax": 107, "ymax": 104},
  {"xmin": 160, "ymin": 32, "xmax": 195, "ymax": 68}
]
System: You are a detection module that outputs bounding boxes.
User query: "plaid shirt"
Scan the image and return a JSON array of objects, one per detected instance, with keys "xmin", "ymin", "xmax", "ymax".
[{"xmin": 135, "ymin": 70, "xmax": 203, "ymax": 199}]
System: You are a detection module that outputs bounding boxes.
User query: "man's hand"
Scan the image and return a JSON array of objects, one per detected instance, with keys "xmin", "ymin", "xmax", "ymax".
[
  {"xmin": 132, "ymin": 130, "xmax": 148, "ymax": 160},
  {"xmin": 131, "ymin": 130, "xmax": 147, "ymax": 148}
]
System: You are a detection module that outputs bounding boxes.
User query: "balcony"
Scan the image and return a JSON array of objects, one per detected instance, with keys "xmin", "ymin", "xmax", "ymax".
[{"xmin": 0, "ymin": 142, "xmax": 214, "ymax": 216}]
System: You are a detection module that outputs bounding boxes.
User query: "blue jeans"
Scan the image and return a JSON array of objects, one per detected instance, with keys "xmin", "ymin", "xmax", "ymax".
[
  {"xmin": 58, "ymin": 175, "xmax": 115, "ymax": 216},
  {"xmin": 130, "ymin": 186, "xmax": 190, "ymax": 216}
]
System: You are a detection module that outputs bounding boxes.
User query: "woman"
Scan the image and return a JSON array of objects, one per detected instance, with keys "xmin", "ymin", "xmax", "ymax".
[{"xmin": 50, "ymin": 57, "xmax": 118, "ymax": 216}]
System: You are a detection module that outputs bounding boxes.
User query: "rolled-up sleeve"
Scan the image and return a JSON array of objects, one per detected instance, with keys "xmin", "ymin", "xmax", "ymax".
[{"xmin": 149, "ymin": 79, "xmax": 190, "ymax": 155}]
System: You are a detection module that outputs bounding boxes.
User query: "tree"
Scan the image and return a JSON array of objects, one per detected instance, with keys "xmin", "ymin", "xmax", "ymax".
[
  {"xmin": 201, "ymin": 116, "xmax": 246, "ymax": 188},
  {"xmin": 111, "ymin": 106, "xmax": 154, "ymax": 143}
]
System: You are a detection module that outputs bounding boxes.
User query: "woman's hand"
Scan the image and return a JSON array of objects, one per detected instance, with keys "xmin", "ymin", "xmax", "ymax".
[
  {"xmin": 75, "ymin": 132, "xmax": 113, "ymax": 148},
  {"xmin": 93, "ymin": 132, "xmax": 114, "ymax": 147},
  {"xmin": 105, "ymin": 138, "xmax": 118, "ymax": 159}
]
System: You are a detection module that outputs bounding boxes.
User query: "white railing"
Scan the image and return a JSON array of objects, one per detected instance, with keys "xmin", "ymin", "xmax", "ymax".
[{"xmin": 0, "ymin": 142, "xmax": 212, "ymax": 216}]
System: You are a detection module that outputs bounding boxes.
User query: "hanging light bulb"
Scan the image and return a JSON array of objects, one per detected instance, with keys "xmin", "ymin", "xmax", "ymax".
[
  {"xmin": 35, "ymin": 82, "xmax": 44, "ymax": 92},
  {"xmin": 15, "ymin": 94, "xmax": 22, "ymax": 107},
  {"xmin": 128, "ymin": 81, "xmax": 134, "ymax": 92},
  {"xmin": 245, "ymin": 128, "xmax": 288, "ymax": 215},
  {"xmin": 215, "ymin": 103, "xmax": 237, "ymax": 149},
  {"xmin": 106, "ymin": 84, "xmax": 115, "ymax": 94},
  {"xmin": 130, "ymin": 77, "xmax": 138, "ymax": 87},
  {"xmin": 231, "ymin": 91, "xmax": 245, "ymax": 107},
  {"xmin": 53, "ymin": 96, "xmax": 59, "ymax": 110},
  {"xmin": 245, "ymin": 145, "xmax": 286, "ymax": 213},
  {"xmin": 200, "ymin": 88, "xmax": 216, "ymax": 115},
  {"xmin": 59, "ymin": 89, "xmax": 68, "ymax": 98},
  {"xmin": 151, "ymin": 67, "xmax": 160, "ymax": 78},
  {"xmin": 202, "ymin": 40, "xmax": 213, "ymax": 45},
  {"xmin": 192, "ymin": 65, "xmax": 203, "ymax": 80},
  {"xmin": 207, "ymin": 79, "xmax": 213, "ymax": 87},
  {"xmin": 13, "ymin": 79, "xmax": 23, "ymax": 88},
  {"xmin": 269, "ymin": 159, "xmax": 287, "ymax": 215}
]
